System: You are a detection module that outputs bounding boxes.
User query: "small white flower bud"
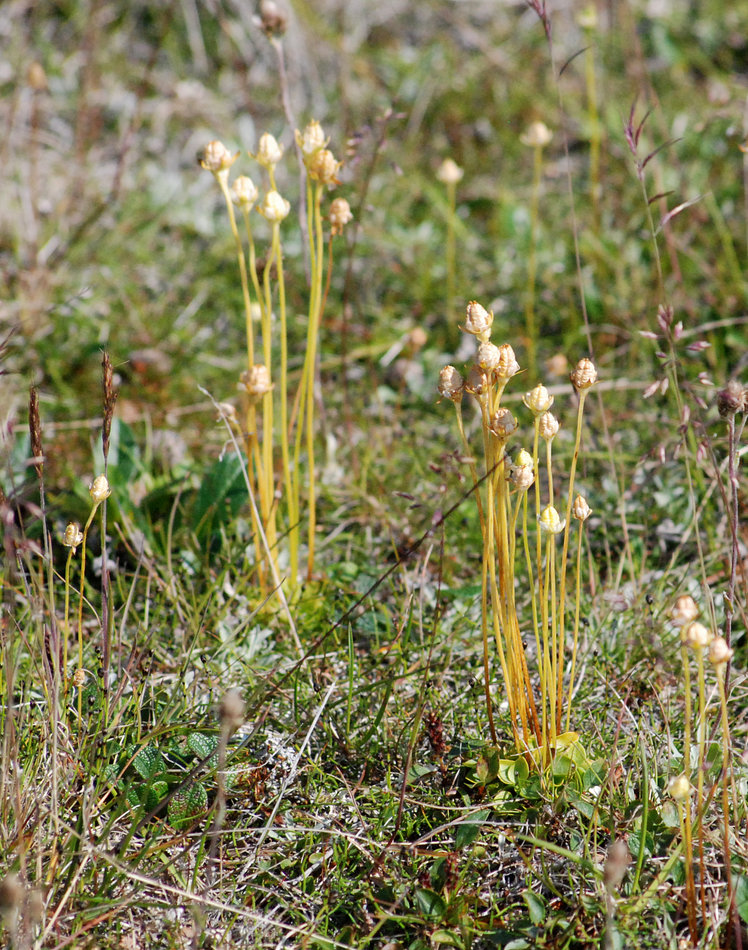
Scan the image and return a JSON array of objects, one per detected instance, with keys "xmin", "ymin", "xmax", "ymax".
[
  {"xmin": 708, "ymin": 635, "xmax": 733, "ymax": 668},
  {"xmin": 520, "ymin": 121, "xmax": 553, "ymax": 148},
  {"xmin": 668, "ymin": 774, "xmax": 691, "ymax": 802},
  {"xmin": 436, "ymin": 158, "xmax": 464, "ymax": 185},
  {"xmin": 259, "ymin": 190, "xmax": 290, "ymax": 222},
  {"xmin": 231, "ymin": 175, "xmax": 258, "ymax": 210},
  {"xmin": 538, "ymin": 505, "xmax": 565, "ymax": 535},
  {"xmin": 256, "ymin": 132, "xmax": 283, "ymax": 168},
  {"xmin": 671, "ymin": 595, "xmax": 699, "ymax": 627},
  {"xmin": 89, "ymin": 475, "xmax": 111, "ymax": 504},
  {"xmin": 572, "ymin": 494, "xmax": 592, "ymax": 521},
  {"xmin": 329, "ymin": 197, "xmax": 353, "ymax": 235},
  {"xmin": 198, "ymin": 140, "xmax": 238, "ymax": 174}
]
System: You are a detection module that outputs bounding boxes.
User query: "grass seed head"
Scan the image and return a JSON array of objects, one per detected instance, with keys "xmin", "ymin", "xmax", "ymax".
[
  {"xmin": 29, "ymin": 386, "xmax": 43, "ymax": 477},
  {"xmin": 538, "ymin": 504, "xmax": 565, "ymax": 535},
  {"xmin": 436, "ymin": 158, "xmax": 464, "ymax": 185}
]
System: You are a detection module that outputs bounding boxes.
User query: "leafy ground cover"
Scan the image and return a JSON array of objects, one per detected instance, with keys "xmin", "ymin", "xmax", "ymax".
[{"xmin": 1, "ymin": 0, "xmax": 748, "ymax": 947}]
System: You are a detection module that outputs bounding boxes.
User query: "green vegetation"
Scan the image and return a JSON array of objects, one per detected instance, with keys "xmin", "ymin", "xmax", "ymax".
[{"xmin": 1, "ymin": 0, "xmax": 747, "ymax": 947}]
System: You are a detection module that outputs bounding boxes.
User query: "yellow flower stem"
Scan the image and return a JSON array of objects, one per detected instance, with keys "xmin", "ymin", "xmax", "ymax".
[
  {"xmin": 454, "ymin": 403, "xmax": 485, "ymax": 531},
  {"xmin": 694, "ymin": 647, "xmax": 708, "ymax": 918},
  {"xmin": 557, "ymin": 389, "xmax": 588, "ymax": 731},
  {"xmin": 304, "ymin": 184, "xmax": 325, "ymax": 579},
  {"xmin": 271, "ymin": 220, "xmax": 297, "ymax": 586},
  {"xmin": 260, "ymin": 252, "xmax": 277, "ymax": 554},
  {"xmin": 63, "ymin": 547, "xmax": 75, "ymax": 689},
  {"xmin": 564, "ymin": 519, "xmax": 586, "ymax": 733},
  {"xmin": 680, "ymin": 642, "xmax": 698, "ymax": 941},
  {"xmin": 715, "ymin": 667, "xmax": 738, "ymax": 942},
  {"xmin": 76, "ymin": 502, "xmax": 99, "ymax": 723}
]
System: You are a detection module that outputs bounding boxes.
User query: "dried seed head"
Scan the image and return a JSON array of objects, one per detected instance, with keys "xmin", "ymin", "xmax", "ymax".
[
  {"xmin": 538, "ymin": 505, "xmax": 565, "ymax": 535},
  {"xmin": 240, "ymin": 364, "xmax": 273, "ymax": 403},
  {"xmin": 231, "ymin": 175, "xmax": 258, "ymax": 210},
  {"xmin": 668, "ymin": 773, "xmax": 691, "ymax": 802},
  {"xmin": 256, "ymin": 132, "xmax": 284, "ymax": 169},
  {"xmin": 308, "ymin": 148, "xmax": 342, "ymax": 185},
  {"xmin": 438, "ymin": 365, "xmax": 464, "ymax": 402},
  {"xmin": 671, "ymin": 594, "xmax": 699, "ymax": 627},
  {"xmin": 520, "ymin": 121, "xmax": 553, "ymax": 148},
  {"xmin": 72, "ymin": 668, "xmax": 86, "ymax": 688},
  {"xmin": 258, "ymin": 0, "xmax": 287, "ymax": 36},
  {"xmin": 682, "ymin": 620, "xmax": 712, "ymax": 650},
  {"xmin": 219, "ymin": 689, "xmax": 246, "ymax": 733},
  {"xmin": 572, "ymin": 494, "xmax": 592, "ymax": 521},
  {"xmin": 489, "ymin": 408, "xmax": 517, "ymax": 440},
  {"xmin": 463, "ymin": 301, "xmax": 493, "ymax": 343},
  {"xmin": 329, "ymin": 197, "xmax": 353, "ymax": 235},
  {"xmin": 259, "ymin": 189, "xmax": 290, "ymax": 222},
  {"xmin": 495, "ymin": 343, "xmax": 520, "ymax": 381},
  {"xmin": 29, "ymin": 386, "xmax": 43, "ymax": 478},
  {"xmin": 89, "ymin": 474, "xmax": 111, "ymax": 504},
  {"xmin": 464, "ymin": 366, "xmax": 488, "ymax": 397},
  {"xmin": 296, "ymin": 119, "xmax": 327, "ymax": 157},
  {"xmin": 198, "ymin": 140, "xmax": 238, "ymax": 174},
  {"xmin": 603, "ymin": 838, "xmax": 631, "ymax": 892},
  {"xmin": 708, "ymin": 635, "xmax": 733, "ymax": 668},
  {"xmin": 477, "ymin": 342, "xmax": 502, "ymax": 374},
  {"xmin": 63, "ymin": 522, "xmax": 84, "ymax": 552},
  {"xmin": 436, "ymin": 158, "xmax": 464, "ymax": 185},
  {"xmin": 523, "ymin": 383, "xmax": 554, "ymax": 415},
  {"xmin": 717, "ymin": 379, "xmax": 746, "ymax": 418},
  {"xmin": 538, "ymin": 411, "xmax": 559, "ymax": 442},
  {"xmin": 570, "ymin": 357, "xmax": 598, "ymax": 391},
  {"xmin": 216, "ymin": 402, "xmax": 238, "ymax": 425}
]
